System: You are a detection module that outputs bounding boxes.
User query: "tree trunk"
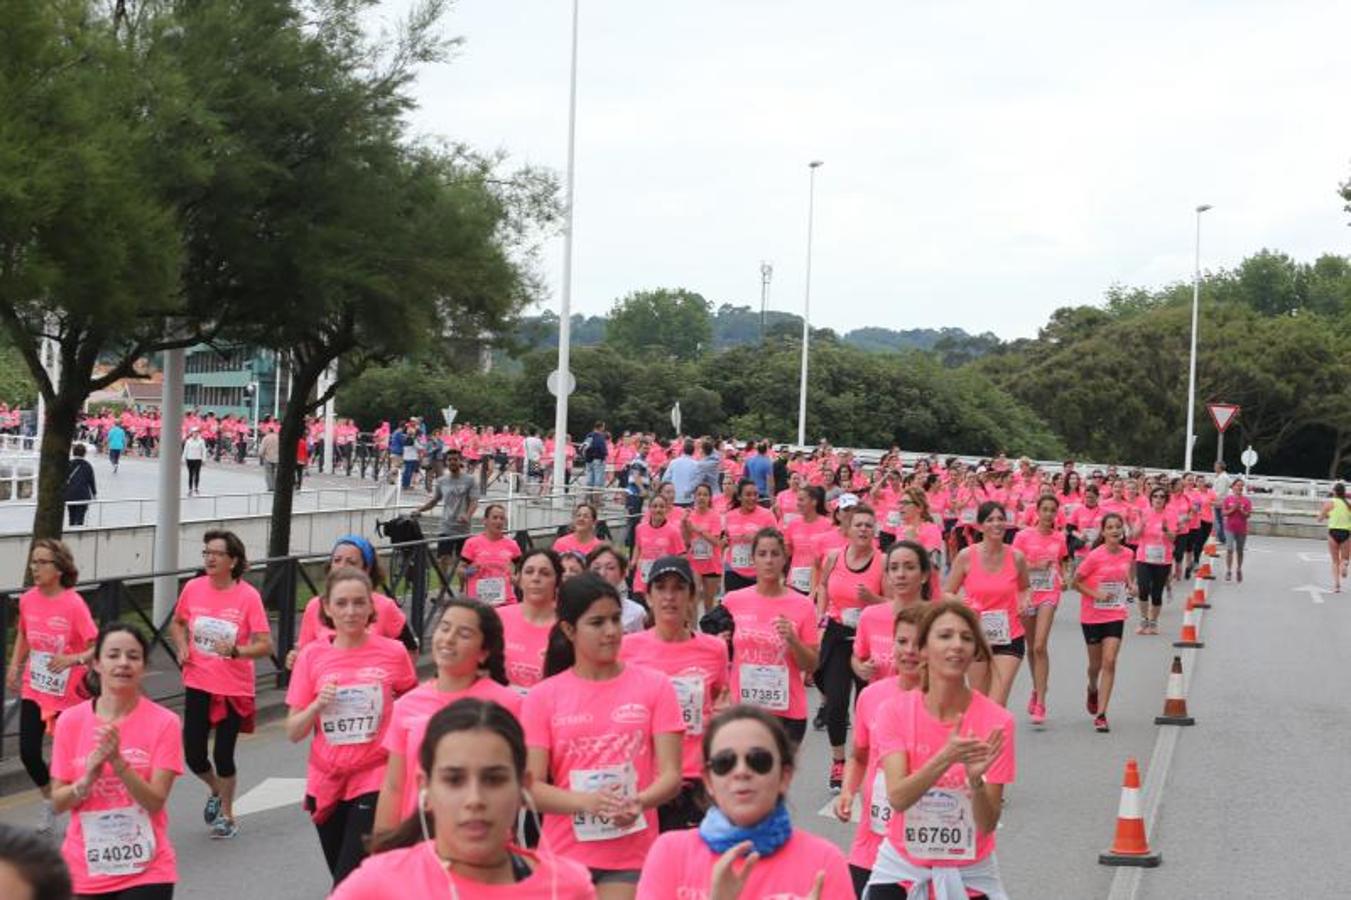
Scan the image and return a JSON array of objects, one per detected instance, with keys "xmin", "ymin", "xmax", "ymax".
[
  {"xmin": 1331, "ymin": 427, "xmax": 1349, "ymax": 480},
  {"xmin": 266, "ymin": 356, "xmax": 325, "ymax": 560},
  {"xmin": 30, "ymin": 391, "xmax": 81, "ymax": 541}
]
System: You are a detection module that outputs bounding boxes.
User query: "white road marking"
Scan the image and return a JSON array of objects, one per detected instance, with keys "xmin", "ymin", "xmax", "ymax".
[
  {"xmin": 1298, "ymin": 552, "xmax": 1326, "ymax": 563},
  {"xmin": 233, "ymin": 777, "xmax": 307, "ymax": 817},
  {"xmin": 1291, "ymin": 584, "xmax": 1328, "ymax": 604}
]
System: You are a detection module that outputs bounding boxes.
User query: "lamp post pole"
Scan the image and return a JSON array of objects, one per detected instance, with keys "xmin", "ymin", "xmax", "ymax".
[
  {"xmin": 796, "ymin": 160, "xmax": 824, "ymax": 448},
  {"xmin": 1183, "ymin": 203, "xmax": 1212, "ymax": 472}
]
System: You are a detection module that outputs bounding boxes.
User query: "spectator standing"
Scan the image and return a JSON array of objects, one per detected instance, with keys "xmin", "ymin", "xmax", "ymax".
[
  {"xmin": 1211, "ymin": 461, "xmax": 1233, "ymax": 543},
  {"xmin": 259, "ymin": 429, "xmax": 280, "ymax": 491},
  {"xmin": 63, "ymin": 445, "xmax": 97, "ymax": 527}
]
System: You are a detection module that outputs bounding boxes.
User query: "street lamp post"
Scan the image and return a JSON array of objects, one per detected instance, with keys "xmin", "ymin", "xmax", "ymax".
[
  {"xmin": 1183, "ymin": 203, "xmax": 1212, "ymax": 472},
  {"xmin": 551, "ymin": 0, "xmax": 581, "ymax": 495},
  {"xmin": 796, "ymin": 160, "xmax": 824, "ymax": 448}
]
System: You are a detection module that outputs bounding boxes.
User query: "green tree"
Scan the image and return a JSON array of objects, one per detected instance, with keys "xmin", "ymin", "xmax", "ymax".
[{"xmin": 604, "ymin": 289, "xmax": 712, "ymax": 361}]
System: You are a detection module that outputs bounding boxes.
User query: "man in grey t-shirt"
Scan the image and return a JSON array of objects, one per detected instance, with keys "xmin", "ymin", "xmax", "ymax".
[{"xmin": 416, "ymin": 448, "xmax": 479, "ymax": 567}]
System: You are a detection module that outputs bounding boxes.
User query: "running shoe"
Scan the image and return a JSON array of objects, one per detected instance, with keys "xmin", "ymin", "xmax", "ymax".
[
  {"xmin": 1094, "ymin": 714, "xmax": 1110, "ymax": 733},
  {"xmin": 1086, "ymin": 686, "xmax": 1099, "ymax": 716},
  {"xmin": 204, "ymin": 793, "xmax": 222, "ymax": 826},
  {"xmin": 1237, "ymin": 571, "xmax": 1243, "ymax": 583},
  {"xmin": 209, "ymin": 816, "xmax": 238, "ymax": 839},
  {"xmin": 1136, "ymin": 621, "xmax": 1149, "ymax": 635},
  {"xmin": 1031, "ymin": 703, "xmax": 1046, "ymax": 726},
  {"xmin": 828, "ymin": 759, "xmax": 845, "ymax": 795},
  {"xmin": 1026, "ymin": 690, "xmax": 1039, "ymax": 716},
  {"xmin": 812, "ymin": 707, "xmax": 827, "ymax": 732},
  {"xmin": 35, "ymin": 799, "xmax": 54, "ymax": 835},
  {"xmin": 1225, "ymin": 571, "xmax": 1232, "ymax": 582}
]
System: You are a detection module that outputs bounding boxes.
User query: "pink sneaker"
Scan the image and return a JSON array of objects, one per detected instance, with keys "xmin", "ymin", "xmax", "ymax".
[
  {"xmin": 1031, "ymin": 703, "xmax": 1047, "ymax": 726},
  {"xmin": 1026, "ymin": 691, "xmax": 1038, "ymax": 715}
]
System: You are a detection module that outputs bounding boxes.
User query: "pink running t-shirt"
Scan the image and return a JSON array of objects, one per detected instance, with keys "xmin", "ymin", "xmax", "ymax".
[
  {"xmin": 853, "ymin": 602, "xmax": 907, "ymax": 683},
  {"xmin": 620, "ymin": 630, "xmax": 730, "ymax": 777},
  {"xmin": 874, "ymin": 689, "xmax": 1015, "ymax": 868},
  {"xmin": 331, "ymin": 841, "xmax": 596, "ymax": 899},
  {"xmin": 174, "ymin": 576, "xmax": 270, "ymax": 697},
  {"xmin": 1011, "ymin": 527, "xmax": 1067, "ymax": 603},
  {"xmin": 52, "ymin": 698, "xmax": 184, "ymax": 896},
  {"xmin": 635, "ymin": 827, "xmax": 851, "ymax": 900},
  {"xmin": 722, "ymin": 587, "xmax": 819, "ymax": 720},
  {"xmin": 784, "ymin": 516, "xmax": 833, "ymax": 594},
  {"xmin": 461, "ymin": 535, "xmax": 522, "ymax": 606},
  {"xmin": 683, "ymin": 508, "xmax": 724, "ymax": 577},
  {"xmin": 499, "ymin": 604, "xmax": 553, "ymax": 693},
  {"xmin": 286, "ymin": 635, "xmax": 417, "ymax": 809},
  {"xmin": 381, "ymin": 677, "xmax": 524, "ymax": 818},
  {"xmin": 17, "ymin": 588, "xmax": 98, "ymax": 714},
  {"xmin": 521, "ymin": 665, "xmax": 683, "ymax": 870},
  {"xmin": 553, "ymin": 532, "xmax": 603, "ymax": 559},
  {"xmin": 848, "ymin": 678, "xmax": 912, "ymax": 868},
  {"xmin": 722, "ymin": 506, "xmax": 778, "ymax": 578},
  {"xmin": 296, "ymin": 592, "xmax": 407, "ymax": 648},
  {"xmin": 632, "ymin": 519, "xmax": 686, "ymax": 594},
  {"xmin": 1076, "ymin": 544, "xmax": 1134, "ymax": 625}
]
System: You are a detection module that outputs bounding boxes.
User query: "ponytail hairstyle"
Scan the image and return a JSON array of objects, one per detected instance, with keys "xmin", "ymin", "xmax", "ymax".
[
  {"xmin": 543, "ymin": 573, "xmax": 622, "ymax": 678},
  {"xmin": 369, "ymin": 698, "xmax": 526, "ymax": 853},
  {"xmin": 801, "ymin": 484, "xmax": 828, "ymax": 517},
  {"xmin": 427, "ymin": 598, "xmax": 508, "ymax": 685},
  {"xmin": 83, "ymin": 623, "xmax": 151, "ymax": 698}
]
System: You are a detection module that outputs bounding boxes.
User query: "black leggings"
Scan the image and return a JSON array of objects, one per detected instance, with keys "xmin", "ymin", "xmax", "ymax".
[
  {"xmin": 78, "ymin": 884, "xmax": 175, "ymax": 899},
  {"xmin": 182, "ymin": 687, "xmax": 242, "ymax": 779},
  {"xmin": 185, "ymin": 459, "xmax": 202, "ymax": 492},
  {"xmin": 313, "ymin": 791, "xmax": 377, "ymax": 886},
  {"xmin": 1136, "ymin": 562, "xmax": 1170, "ymax": 608},
  {"xmin": 1190, "ymin": 521, "xmax": 1212, "ymax": 558},
  {"xmin": 819, "ymin": 621, "xmax": 865, "ymax": 747},
  {"xmin": 19, "ymin": 699, "xmax": 50, "ymax": 788},
  {"xmin": 776, "ymin": 716, "xmax": 807, "ymax": 746}
]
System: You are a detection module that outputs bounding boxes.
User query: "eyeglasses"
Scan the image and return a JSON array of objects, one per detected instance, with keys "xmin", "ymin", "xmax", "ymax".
[
  {"xmin": 706, "ymin": 747, "xmax": 776, "ymax": 776},
  {"xmin": 201, "ymin": 550, "xmax": 230, "ymax": 559},
  {"xmin": 30, "ymin": 558, "xmax": 56, "ymax": 567}
]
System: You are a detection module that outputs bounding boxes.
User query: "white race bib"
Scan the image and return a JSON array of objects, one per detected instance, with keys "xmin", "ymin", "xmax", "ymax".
[
  {"xmin": 1028, "ymin": 567, "xmax": 1055, "ymax": 592},
  {"xmin": 738, "ymin": 663, "xmax": 789, "ymax": 711},
  {"xmin": 886, "ymin": 510, "xmax": 901, "ymax": 527},
  {"xmin": 904, "ymin": 788, "xmax": 975, "ymax": 860},
  {"xmin": 81, "ymin": 806, "xmax": 155, "ymax": 876},
  {"xmin": 639, "ymin": 559, "xmax": 655, "ymax": 583},
  {"xmin": 28, "ymin": 651, "xmax": 70, "ymax": 697},
  {"xmin": 1094, "ymin": 581, "xmax": 1127, "ymax": 610},
  {"xmin": 569, "ymin": 766, "xmax": 646, "ymax": 842},
  {"xmin": 690, "ymin": 539, "xmax": 713, "ymax": 561},
  {"xmin": 475, "ymin": 577, "xmax": 506, "ymax": 605},
  {"xmin": 1144, "ymin": 544, "xmax": 1166, "ymax": 564},
  {"xmin": 671, "ymin": 674, "xmax": 706, "ymax": 736},
  {"xmin": 1082, "ymin": 528, "xmax": 1100, "ymax": 545},
  {"xmin": 842, "ymin": 606, "xmax": 862, "ymax": 629},
  {"xmin": 980, "ymin": 610, "xmax": 1011, "ymax": 646},
  {"xmin": 730, "ymin": 543, "xmax": 753, "ymax": 569},
  {"xmin": 869, "ymin": 770, "xmax": 892, "ymax": 836},
  {"xmin": 960, "ymin": 509, "xmax": 977, "ymax": 525},
  {"xmin": 191, "ymin": 616, "xmax": 239, "ymax": 656},
  {"xmin": 319, "ymin": 683, "xmax": 383, "ymax": 746},
  {"xmin": 789, "ymin": 566, "xmax": 812, "ymax": 593}
]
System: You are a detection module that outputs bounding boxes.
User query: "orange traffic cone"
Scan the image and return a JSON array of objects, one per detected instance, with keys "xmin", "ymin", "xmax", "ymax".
[
  {"xmin": 1195, "ymin": 560, "xmax": 1214, "ymax": 580},
  {"xmin": 1154, "ymin": 656, "xmax": 1195, "ymax": 726},
  {"xmin": 1173, "ymin": 607, "xmax": 1204, "ymax": 648},
  {"xmin": 1204, "ymin": 538, "xmax": 1219, "ymax": 558},
  {"xmin": 1098, "ymin": 758, "xmax": 1162, "ymax": 867},
  {"xmin": 1190, "ymin": 578, "xmax": 1210, "ymax": 610}
]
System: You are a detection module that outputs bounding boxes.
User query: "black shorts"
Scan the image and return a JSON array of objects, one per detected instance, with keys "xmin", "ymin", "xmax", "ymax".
[
  {"xmin": 1331, "ymin": 529, "xmax": 1351, "ymax": 546},
  {"xmin": 991, "ymin": 635, "xmax": 1026, "ymax": 659},
  {"xmin": 657, "ymin": 780, "xmax": 707, "ymax": 832},
  {"xmin": 437, "ymin": 533, "xmax": 468, "ymax": 559},
  {"xmin": 1081, "ymin": 620, "xmax": 1125, "ymax": 645}
]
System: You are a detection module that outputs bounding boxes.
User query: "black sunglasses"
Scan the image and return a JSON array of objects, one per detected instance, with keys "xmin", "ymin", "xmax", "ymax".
[{"xmin": 707, "ymin": 747, "xmax": 777, "ymax": 776}]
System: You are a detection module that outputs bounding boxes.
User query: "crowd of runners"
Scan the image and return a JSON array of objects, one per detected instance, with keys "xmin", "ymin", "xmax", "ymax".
[{"xmin": 8, "ymin": 426, "xmax": 1351, "ymax": 900}]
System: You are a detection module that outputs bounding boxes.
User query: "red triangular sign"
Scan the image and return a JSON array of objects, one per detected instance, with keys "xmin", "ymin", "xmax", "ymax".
[{"xmin": 1207, "ymin": 403, "xmax": 1239, "ymax": 432}]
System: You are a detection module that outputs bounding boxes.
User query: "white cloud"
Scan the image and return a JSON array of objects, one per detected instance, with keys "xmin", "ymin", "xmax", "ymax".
[{"xmin": 373, "ymin": 0, "xmax": 1351, "ymax": 339}]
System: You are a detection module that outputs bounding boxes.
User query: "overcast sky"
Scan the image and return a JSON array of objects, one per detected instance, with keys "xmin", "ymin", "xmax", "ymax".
[{"xmin": 373, "ymin": 0, "xmax": 1351, "ymax": 339}]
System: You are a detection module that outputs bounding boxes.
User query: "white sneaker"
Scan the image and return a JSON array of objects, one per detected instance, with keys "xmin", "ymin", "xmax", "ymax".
[{"xmin": 36, "ymin": 799, "xmax": 54, "ymax": 834}]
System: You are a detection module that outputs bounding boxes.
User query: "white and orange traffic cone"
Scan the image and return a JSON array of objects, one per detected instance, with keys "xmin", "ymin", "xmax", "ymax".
[
  {"xmin": 1173, "ymin": 607, "xmax": 1204, "ymax": 648},
  {"xmin": 1154, "ymin": 655, "xmax": 1195, "ymax": 726},
  {"xmin": 1204, "ymin": 537, "xmax": 1218, "ymax": 558},
  {"xmin": 1195, "ymin": 560, "xmax": 1214, "ymax": 580},
  {"xmin": 1190, "ymin": 577, "xmax": 1210, "ymax": 610},
  {"xmin": 1098, "ymin": 758, "xmax": 1162, "ymax": 867}
]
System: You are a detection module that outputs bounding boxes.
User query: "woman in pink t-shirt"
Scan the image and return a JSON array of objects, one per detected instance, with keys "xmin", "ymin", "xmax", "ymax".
[
  {"xmin": 288, "ymin": 535, "xmax": 415, "ymax": 670},
  {"xmin": 682, "ymin": 483, "xmax": 725, "ymax": 605},
  {"xmin": 286, "ymin": 569, "xmax": 418, "ymax": 886},
  {"xmin": 722, "ymin": 480, "xmax": 777, "ymax": 591},
  {"xmin": 630, "ymin": 495, "xmax": 686, "ymax": 597},
  {"xmin": 50, "ymin": 624, "xmax": 184, "ymax": 899},
  {"xmin": 723, "ymin": 529, "xmax": 820, "ymax": 746},
  {"xmin": 1011, "ymin": 495, "xmax": 1069, "ymax": 727},
  {"xmin": 853, "ymin": 540, "xmax": 932, "ymax": 685},
  {"xmin": 374, "ymin": 598, "xmax": 524, "ymax": 835},
  {"xmin": 1071, "ymin": 513, "xmax": 1137, "ymax": 733},
  {"xmin": 522, "ymin": 574, "xmax": 683, "ymax": 897},
  {"xmin": 554, "ymin": 503, "xmax": 604, "ymax": 560},
  {"xmin": 335, "ymin": 698, "xmax": 596, "ymax": 899},
  {"xmin": 5, "ymin": 539, "xmax": 98, "ymax": 833},
  {"xmin": 816, "ymin": 504, "xmax": 885, "ymax": 793},
  {"xmin": 783, "ymin": 485, "xmax": 832, "ymax": 596},
  {"xmin": 635, "ymin": 706, "xmax": 850, "ymax": 900},
  {"xmin": 500, "ymin": 549, "xmax": 563, "ymax": 693},
  {"xmin": 167, "ymin": 529, "xmax": 272, "ymax": 839},
  {"xmin": 867, "ymin": 601, "xmax": 1014, "ymax": 899},
  {"xmin": 1132, "ymin": 486, "xmax": 1176, "ymax": 635},
  {"xmin": 892, "ymin": 487, "xmax": 946, "ymax": 598},
  {"xmin": 620, "ymin": 555, "xmax": 730, "ymax": 832},
  {"xmin": 458, "ymin": 504, "xmax": 523, "ymax": 607},
  {"xmin": 943, "ymin": 502, "xmax": 1031, "ymax": 708},
  {"xmin": 836, "ymin": 604, "xmax": 926, "ymax": 893}
]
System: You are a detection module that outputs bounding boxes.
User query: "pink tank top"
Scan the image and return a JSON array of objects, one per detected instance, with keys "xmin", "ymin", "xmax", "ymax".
[
  {"xmin": 961, "ymin": 546, "xmax": 1024, "ymax": 643},
  {"xmin": 825, "ymin": 547, "xmax": 884, "ymax": 628}
]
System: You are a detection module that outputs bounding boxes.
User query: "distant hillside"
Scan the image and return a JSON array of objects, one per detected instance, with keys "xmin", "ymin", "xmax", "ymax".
[{"xmin": 505, "ymin": 305, "xmax": 996, "ymax": 363}]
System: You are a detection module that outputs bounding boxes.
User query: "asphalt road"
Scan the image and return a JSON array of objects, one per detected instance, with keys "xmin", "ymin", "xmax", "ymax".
[{"xmin": 0, "ymin": 533, "xmax": 1341, "ymax": 898}]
